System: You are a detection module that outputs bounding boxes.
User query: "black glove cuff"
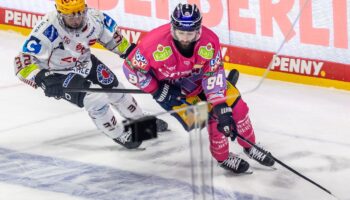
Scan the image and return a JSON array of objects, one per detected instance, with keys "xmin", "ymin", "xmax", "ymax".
[
  {"xmin": 34, "ymin": 69, "xmax": 49, "ymax": 87},
  {"xmin": 153, "ymin": 83, "xmax": 170, "ymax": 102},
  {"xmin": 213, "ymin": 103, "xmax": 232, "ymax": 116},
  {"xmin": 120, "ymin": 43, "xmax": 136, "ymax": 59}
]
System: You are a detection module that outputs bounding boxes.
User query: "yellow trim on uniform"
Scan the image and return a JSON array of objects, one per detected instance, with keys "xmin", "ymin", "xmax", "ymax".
[
  {"xmin": 117, "ymin": 37, "xmax": 130, "ymax": 54},
  {"xmin": 18, "ymin": 63, "xmax": 40, "ymax": 78}
]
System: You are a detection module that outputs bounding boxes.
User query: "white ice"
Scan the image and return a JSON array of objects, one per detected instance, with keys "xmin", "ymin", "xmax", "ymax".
[{"xmin": 0, "ymin": 30, "xmax": 350, "ymax": 200}]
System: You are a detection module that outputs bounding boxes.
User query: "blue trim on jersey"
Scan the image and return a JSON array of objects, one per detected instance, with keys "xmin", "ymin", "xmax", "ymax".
[
  {"xmin": 43, "ymin": 25, "xmax": 59, "ymax": 42},
  {"xmin": 103, "ymin": 13, "xmax": 117, "ymax": 32},
  {"xmin": 22, "ymin": 36, "xmax": 42, "ymax": 54}
]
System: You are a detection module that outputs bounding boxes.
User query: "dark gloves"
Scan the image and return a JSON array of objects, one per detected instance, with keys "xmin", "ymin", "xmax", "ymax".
[
  {"xmin": 35, "ymin": 69, "xmax": 64, "ymax": 98},
  {"xmin": 213, "ymin": 103, "xmax": 238, "ymax": 140},
  {"xmin": 152, "ymin": 82, "xmax": 184, "ymax": 109},
  {"xmin": 120, "ymin": 43, "xmax": 136, "ymax": 59}
]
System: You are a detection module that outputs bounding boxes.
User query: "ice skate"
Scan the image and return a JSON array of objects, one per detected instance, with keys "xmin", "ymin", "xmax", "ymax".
[
  {"xmin": 244, "ymin": 145, "xmax": 275, "ymax": 167},
  {"xmin": 113, "ymin": 129, "xmax": 142, "ymax": 149},
  {"xmin": 219, "ymin": 153, "xmax": 252, "ymax": 174}
]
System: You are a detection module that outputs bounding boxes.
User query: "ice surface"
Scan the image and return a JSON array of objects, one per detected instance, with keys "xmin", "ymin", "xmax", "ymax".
[{"xmin": 1, "ymin": 31, "xmax": 350, "ymax": 200}]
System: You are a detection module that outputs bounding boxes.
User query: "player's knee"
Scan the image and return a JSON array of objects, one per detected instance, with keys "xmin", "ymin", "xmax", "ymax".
[
  {"xmin": 232, "ymin": 98, "xmax": 249, "ymax": 122},
  {"xmin": 91, "ymin": 54, "xmax": 119, "ymax": 88}
]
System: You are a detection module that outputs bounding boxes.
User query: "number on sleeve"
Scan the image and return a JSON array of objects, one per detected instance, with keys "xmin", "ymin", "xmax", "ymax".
[
  {"xmin": 128, "ymin": 74, "xmax": 138, "ymax": 84},
  {"xmin": 206, "ymin": 74, "xmax": 224, "ymax": 90}
]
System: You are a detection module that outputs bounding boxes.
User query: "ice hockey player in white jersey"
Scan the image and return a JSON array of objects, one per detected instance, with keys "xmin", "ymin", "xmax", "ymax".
[{"xmin": 14, "ymin": 0, "xmax": 168, "ymax": 149}]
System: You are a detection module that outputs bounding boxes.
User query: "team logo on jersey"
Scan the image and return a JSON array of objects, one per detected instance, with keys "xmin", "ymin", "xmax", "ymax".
[
  {"xmin": 23, "ymin": 36, "xmax": 42, "ymax": 54},
  {"xmin": 153, "ymin": 45, "xmax": 173, "ymax": 61},
  {"xmin": 43, "ymin": 25, "xmax": 58, "ymax": 42},
  {"xmin": 131, "ymin": 49, "xmax": 148, "ymax": 69},
  {"xmin": 103, "ymin": 13, "xmax": 117, "ymax": 33},
  {"xmin": 76, "ymin": 43, "xmax": 87, "ymax": 54},
  {"xmin": 209, "ymin": 51, "xmax": 221, "ymax": 71},
  {"xmin": 198, "ymin": 43, "xmax": 214, "ymax": 59},
  {"xmin": 97, "ymin": 64, "xmax": 115, "ymax": 85}
]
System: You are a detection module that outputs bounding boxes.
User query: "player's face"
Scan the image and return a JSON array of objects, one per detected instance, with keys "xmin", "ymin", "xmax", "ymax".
[
  {"xmin": 173, "ymin": 29, "xmax": 197, "ymax": 48},
  {"xmin": 61, "ymin": 10, "xmax": 86, "ymax": 29}
]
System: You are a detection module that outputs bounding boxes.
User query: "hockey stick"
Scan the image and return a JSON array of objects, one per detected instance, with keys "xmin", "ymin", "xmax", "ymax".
[
  {"xmin": 63, "ymin": 88, "xmax": 146, "ymax": 94},
  {"xmin": 235, "ymin": 133, "xmax": 336, "ymax": 197}
]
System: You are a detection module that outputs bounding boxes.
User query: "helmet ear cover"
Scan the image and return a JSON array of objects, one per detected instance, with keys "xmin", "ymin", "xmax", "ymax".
[{"xmin": 170, "ymin": 3, "xmax": 202, "ymax": 32}]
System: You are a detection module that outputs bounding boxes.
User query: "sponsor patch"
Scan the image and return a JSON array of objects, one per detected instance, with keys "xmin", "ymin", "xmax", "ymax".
[
  {"xmin": 23, "ymin": 36, "xmax": 42, "ymax": 54},
  {"xmin": 103, "ymin": 13, "xmax": 117, "ymax": 33},
  {"xmin": 153, "ymin": 45, "xmax": 173, "ymax": 61},
  {"xmin": 43, "ymin": 25, "xmax": 58, "ymax": 42},
  {"xmin": 198, "ymin": 43, "xmax": 214, "ymax": 59},
  {"xmin": 209, "ymin": 51, "xmax": 221, "ymax": 71},
  {"xmin": 131, "ymin": 49, "xmax": 148, "ymax": 69},
  {"xmin": 97, "ymin": 64, "xmax": 114, "ymax": 85}
]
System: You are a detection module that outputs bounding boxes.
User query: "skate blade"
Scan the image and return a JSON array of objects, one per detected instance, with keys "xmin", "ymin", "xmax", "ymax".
[
  {"xmin": 119, "ymin": 147, "xmax": 146, "ymax": 151},
  {"xmin": 229, "ymin": 169, "xmax": 253, "ymax": 176},
  {"xmin": 251, "ymin": 164, "xmax": 277, "ymax": 171},
  {"xmin": 243, "ymin": 168, "xmax": 254, "ymax": 174}
]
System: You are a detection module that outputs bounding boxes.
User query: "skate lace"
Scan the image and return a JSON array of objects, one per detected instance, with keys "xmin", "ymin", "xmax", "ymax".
[
  {"xmin": 115, "ymin": 130, "xmax": 132, "ymax": 144},
  {"xmin": 247, "ymin": 147, "xmax": 267, "ymax": 161},
  {"xmin": 222, "ymin": 155, "xmax": 241, "ymax": 170}
]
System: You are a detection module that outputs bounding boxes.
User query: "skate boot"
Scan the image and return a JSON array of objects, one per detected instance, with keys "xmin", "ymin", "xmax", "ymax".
[
  {"xmin": 219, "ymin": 153, "xmax": 251, "ymax": 174},
  {"xmin": 244, "ymin": 145, "xmax": 275, "ymax": 167},
  {"xmin": 113, "ymin": 129, "xmax": 142, "ymax": 149},
  {"xmin": 155, "ymin": 117, "xmax": 169, "ymax": 132}
]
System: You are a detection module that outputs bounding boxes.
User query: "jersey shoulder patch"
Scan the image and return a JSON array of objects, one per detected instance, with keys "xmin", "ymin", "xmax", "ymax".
[
  {"xmin": 198, "ymin": 42, "xmax": 215, "ymax": 60},
  {"xmin": 22, "ymin": 36, "xmax": 42, "ymax": 54},
  {"xmin": 152, "ymin": 45, "xmax": 173, "ymax": 62},
  {"xmin": 103, "ymin": 13, "xmax": 117, "ymax": 32},
  {"xmin": 43, "ymin": 24, "xmax": 59, "ymax": 42}
]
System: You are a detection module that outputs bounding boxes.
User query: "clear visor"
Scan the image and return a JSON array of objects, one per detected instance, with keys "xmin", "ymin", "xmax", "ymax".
[{"xmin": 59, "ymin": 8, "xmax": 87, "ymax": 29}]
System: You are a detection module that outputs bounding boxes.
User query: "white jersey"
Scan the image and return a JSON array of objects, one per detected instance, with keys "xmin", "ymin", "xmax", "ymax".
[{"xmin": 14, "ymin": 8, "xmax": 130, "ymax": 87}]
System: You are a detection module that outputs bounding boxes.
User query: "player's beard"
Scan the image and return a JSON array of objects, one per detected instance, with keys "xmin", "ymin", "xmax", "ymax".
[{"xmin": 178, "ymin": 40, "xmax": 192, "ymax": 49}]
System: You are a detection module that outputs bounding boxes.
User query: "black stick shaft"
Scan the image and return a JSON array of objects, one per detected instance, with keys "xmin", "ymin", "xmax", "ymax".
[
  {"xmin": 236, "ymin": 134, "xmax": 334, "ymax": 196},
  {"xmin": 63, "ymin": 88, "xmax": 146, "ymax": 94}
]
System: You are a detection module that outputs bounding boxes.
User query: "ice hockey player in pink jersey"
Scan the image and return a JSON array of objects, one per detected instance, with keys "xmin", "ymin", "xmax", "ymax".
[{"xmin": 123, "ymin": 3, "xmax": 275, "ymax": 173}]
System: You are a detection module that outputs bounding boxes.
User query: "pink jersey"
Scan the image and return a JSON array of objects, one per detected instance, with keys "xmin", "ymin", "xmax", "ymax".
[{"xmin": 123, "ymin": 23, "xmax": 226, "ymax": 105}]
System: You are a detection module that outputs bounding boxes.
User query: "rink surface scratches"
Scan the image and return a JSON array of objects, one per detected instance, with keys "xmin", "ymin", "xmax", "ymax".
[{"xmin": 0, "ymin": 147, "xmax": 275, "ymax": 200}]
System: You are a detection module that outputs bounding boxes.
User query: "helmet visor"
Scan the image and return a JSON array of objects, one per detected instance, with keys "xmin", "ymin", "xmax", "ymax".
[{"xmin": 60, "ymin": 8, "xmax": 87, "ymax": 29}]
